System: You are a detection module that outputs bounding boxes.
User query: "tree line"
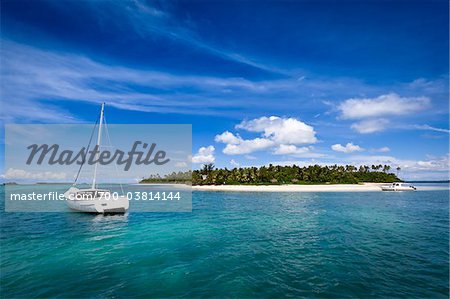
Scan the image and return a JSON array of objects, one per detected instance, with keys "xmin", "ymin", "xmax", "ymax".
[
  {"xmin": 140, "ymin": 164, "xmax": 401, "ymax": 185},
  {"xmin": 140, "ymin": 171, "xmax": 193, "ymax": 184}
]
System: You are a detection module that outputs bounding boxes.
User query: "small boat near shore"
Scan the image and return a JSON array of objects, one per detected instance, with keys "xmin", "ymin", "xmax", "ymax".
[{"xmin": 381, "ymin": 182, "xmax": 416, "ymax": 192}]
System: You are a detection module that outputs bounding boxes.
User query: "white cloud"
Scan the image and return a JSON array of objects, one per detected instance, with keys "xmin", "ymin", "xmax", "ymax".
[
  {"xmin": 338, "ymin": 93, "xmax": 434, "ymax": 134},
  {"xmin": 267, "ymin": 160, "xmax": 332, "ymax": 168},
  {"xmin": 346, "ymin": 154, "xmax": 450, "ymax": 173},
  {"xmin": 414, "ymin": 155, "xmax": 450, "ymax": 172},
  {"xmin": 216, "ymin": 116, "xmax": 318, "ymax": 156},
  {"xmin": 192, "ymin": 146, "xmax": 215, "ymax": 164},
  {"xmin": 2, "ymin": 168, "xmax": 67, "ymax": 180},
  {"xmin": 338, "ymin": 93, "xmax": 430, "ymax": 119},
  {"xmin": 269, "ymin": 154, "xmax": 449, "ymax": 180},
  {"xmin": 351, "ymin": 119, "xmax": 389, "ymax": 134},
  {"xmin": 222, "ymin": 138, "xmax": 274, "ymax": 155},
  {"xmin": 373, "ymin": 147, "xmax": 390, "ymax": 153},
  {"xmin": 236, "ymin": 116, "xmax": 317, "ymax": 145},
  {"xmin": 371, "ymin": 146, "xmax": 391, "ymax": 153},
  {"xmin": 2, "ymin": 40, "xmax": 446, "ymax": 125},
  {"xmin": 175, "ymin": 162, "xmax": 188, "ymax": 167},
  {"xmin": 273, "ymin": 144, "xmax": 311, "ymax": 155},
  {"xmin": 0, "ymin": 40, "xmax": 285, "ymax": 122},
  {"xmin": 230, "ymin": 159, "xmax": 240, "ymax": 167},
  {"xmin": 331, "ymin": 143, "xmax": 364, "ymax": 153},
  {"xmin": 214, "ymin": 131, "xmax": 241, "ymax": 144},
  {"xmin": 415, "ymin": 125, "xmax": 450, "ymax": 134}
]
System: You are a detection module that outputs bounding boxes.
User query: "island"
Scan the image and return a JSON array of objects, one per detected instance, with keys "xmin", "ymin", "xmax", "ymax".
[{"xmin": 140, "ymin": 164, "xmax": 401, "ymax": 192}]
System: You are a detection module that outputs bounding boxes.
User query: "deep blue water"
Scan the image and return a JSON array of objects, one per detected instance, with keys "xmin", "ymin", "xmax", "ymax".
[{"xmin": 1, "ymin": 186, "xmax": 449, "ymax": 298}]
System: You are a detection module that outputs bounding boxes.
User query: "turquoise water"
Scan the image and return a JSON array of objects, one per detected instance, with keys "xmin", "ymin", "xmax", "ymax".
[{"xmin": 1, "ymin": 186, "xmax": 448, "ymax": 298}]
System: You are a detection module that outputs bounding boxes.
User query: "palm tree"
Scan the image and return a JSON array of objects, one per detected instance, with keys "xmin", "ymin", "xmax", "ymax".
[
  {"xmin": 202, "ymin": 163, "xmax": 215, "ymax": 175},
  {"xmin": 189, "ymin": 163, "xmax": 400, "ymax": 185},
  {"xmin": 396, "ymin": 166, "xmax": 401, "ymax": 177}
]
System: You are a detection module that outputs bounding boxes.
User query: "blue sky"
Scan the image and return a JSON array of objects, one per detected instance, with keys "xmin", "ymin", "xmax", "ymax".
[{"xmin": 1, "ymin": 0, "xmax": 449, "ymax": 180}]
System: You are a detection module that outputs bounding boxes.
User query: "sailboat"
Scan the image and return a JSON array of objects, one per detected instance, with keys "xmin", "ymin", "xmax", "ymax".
[{"xmin": 64, "ymin": 103, "xmax": 129, "ymax": 213}]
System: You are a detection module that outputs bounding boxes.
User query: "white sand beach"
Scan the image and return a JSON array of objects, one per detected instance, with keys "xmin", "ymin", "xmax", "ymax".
[{"xmin": 192, "ymin": 183, "xmax": 386, "ymax": 192}]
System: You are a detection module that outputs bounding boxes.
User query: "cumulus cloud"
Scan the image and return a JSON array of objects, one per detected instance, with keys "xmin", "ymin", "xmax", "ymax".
[
  {"xmin": 351, "ymin": 119, "xmax": 389, "ymax": 134},
  {"xmin": 331, "ymin": 143, "xmax": 364, "ymax": 153},
  {"xmin": 215, "ymin": 131, "xmax": 241, "ymax": 144},
  {"xmin": 222, "ymin": 138, "xmax": 274, "ymax": 155},
  {"xmin": 273, "ymin": 144, "xmax": 311, "ymax": 155},
  {"xmin": 338, "ymin": 93, "xmax": 430, "ymax": 120},
  {"xmin": 236, "ymin": 116, "xmax": 317, "ymax": 144},
  {"xmin": 216, "ymin": 116, "xmax": 318, "ymax": 156},
  {"xmin": 192, "ymin": 146, "xmax": 215, "ymax": 164}
]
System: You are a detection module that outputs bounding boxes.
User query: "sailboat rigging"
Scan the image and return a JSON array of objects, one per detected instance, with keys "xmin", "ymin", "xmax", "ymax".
[{"xmin": 64, "ymin": 103, "xmax": 129, "ymax": 214}]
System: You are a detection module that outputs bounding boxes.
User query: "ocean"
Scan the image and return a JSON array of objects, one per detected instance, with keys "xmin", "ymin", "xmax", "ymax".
[{"xmin": 1, "ymin": 184, "xmax": 448, "ymax": 298}]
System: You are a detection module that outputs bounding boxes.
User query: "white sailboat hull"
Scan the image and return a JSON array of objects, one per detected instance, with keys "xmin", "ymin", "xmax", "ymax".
[
  {"xmin": 66, "ymin": 197, "xmax": 129, "ymax": 213},
  {"xmin": 64, "ymin": 188, "xmax": 129, "ymax": 213}
]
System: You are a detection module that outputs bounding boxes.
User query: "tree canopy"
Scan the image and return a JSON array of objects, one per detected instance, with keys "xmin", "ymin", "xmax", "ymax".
[{"xmin": 140, "ymin": 163, "xmax": 401, "ymax": 185}]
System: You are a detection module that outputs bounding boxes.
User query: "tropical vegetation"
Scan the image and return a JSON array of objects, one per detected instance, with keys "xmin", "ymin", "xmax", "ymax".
[
  {"xmin": 140, "ymin": 163, "xmax": 401, "ymax": 185},
  {"xmin": 140, "ymin": 171, "xmax": 192, "ymax": 184}
]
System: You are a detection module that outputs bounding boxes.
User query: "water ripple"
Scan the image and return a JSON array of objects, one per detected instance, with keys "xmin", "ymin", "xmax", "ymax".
[{"xmin": 1, "ymin": 188, "xmax": 448, "ymax": 298}]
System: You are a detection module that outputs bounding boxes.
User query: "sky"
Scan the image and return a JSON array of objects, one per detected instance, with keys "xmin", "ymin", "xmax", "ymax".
[
  {"xmin": 0, "ymin": 0, "xmax": 449, "ymax": 180},
  {"xmin": 4, "ymin": 124, "xmax": 192, "ymax": 183}
]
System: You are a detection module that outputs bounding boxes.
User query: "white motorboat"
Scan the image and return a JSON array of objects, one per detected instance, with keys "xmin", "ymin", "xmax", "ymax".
[
  {"xmin": 381, "ymin": 182, "xmax": 416, "ymax": 192},
  {"xmin": 64, "ymin": 103, "xmax": 129, "ymax": 214}
]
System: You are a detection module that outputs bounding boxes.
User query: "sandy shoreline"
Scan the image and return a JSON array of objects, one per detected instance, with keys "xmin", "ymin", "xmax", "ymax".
[{"xmin": 192, "ymin": 183, "xmax": 386, "ymax": 192}]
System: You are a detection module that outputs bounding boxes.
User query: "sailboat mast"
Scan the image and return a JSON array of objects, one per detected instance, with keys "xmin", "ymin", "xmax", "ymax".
[{"xmin": 92, "ymin": 103, "xmax": 105, "ymax": 189}]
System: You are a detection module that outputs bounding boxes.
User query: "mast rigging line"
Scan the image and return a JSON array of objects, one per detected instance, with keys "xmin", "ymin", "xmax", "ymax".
[{"xmin": 72, "ymin": 113, "xmax": 100, "ymax": 186}]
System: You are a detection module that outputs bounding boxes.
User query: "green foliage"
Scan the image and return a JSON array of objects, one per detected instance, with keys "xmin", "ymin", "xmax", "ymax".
[
  {"xmin": 190, "ymin": 164, "xmax": 400, "ymax": 185},
  {"xmin": 140, "ymin": 171, "xmax": 192, "ymax": 184}
]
